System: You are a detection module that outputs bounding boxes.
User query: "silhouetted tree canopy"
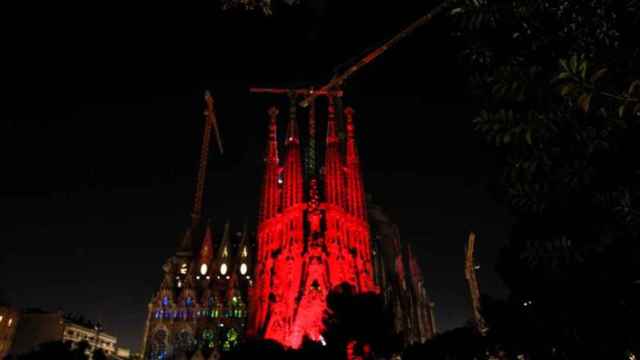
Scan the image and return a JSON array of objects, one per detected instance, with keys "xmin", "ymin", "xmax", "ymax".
[
  {"xmin": 450, "ymin": 0, "xmax": 640, "ymax": 358},
  {"xmin": 403, "ymin": 326, "xmax": 486, "ymax": 360},
  {"xmin": 322, "ymin": 282, "xmax": 401, "ymax": 359},
  {"xmin": 15, "ymin": 341, "xmax": 81, "ymax": 360},
  {"xmin": 92, "ymin": 348, "xmax": 107, "ymax": 360}
]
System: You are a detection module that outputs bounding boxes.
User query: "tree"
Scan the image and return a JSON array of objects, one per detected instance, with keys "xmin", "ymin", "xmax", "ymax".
[
  {"xmin": 220, "ymin": 0, "xmax": 301, "ymax": 15},
  {"xmin": 225, "ymin": 338, "xmax": 288, "ymax": 360},
  {"xmin": 321, "ymin": 283, "xmax": 401, "ymax": 360},
  {"xmin": 70, "ymin": 341, "xmax": 90, "ymax": 360},
  {"xmin": 16, "ymin": 341, "xmax": 75, "ymax": 360},
  {"xmin": 450, "ymin": 0, "xmax": 640, "ymax": 358},
  {"xmin": 403, "ymin": 326, "xmax": 486, "ymax": 360},
  {"xmin": 91, "ymin": 348, "xmax": 107, "ymax": 360}
]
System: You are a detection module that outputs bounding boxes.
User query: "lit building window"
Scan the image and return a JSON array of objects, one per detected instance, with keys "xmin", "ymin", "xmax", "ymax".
[
  {"xmin": 220, "ymin": 263, "xmax": 228, "ymax": 275},
  {"xmin": 8, "ymin": 319, "xmax": 13, "ymax": 327},
  {"xmin": 180, "ymin": 263, "xmax": 188, "ymax": 275},
  {"xmin": 200, "ymin": 263, "xmax": 208, "ymax": 275},
  {"xmin": 0, "ymin": 315, "xmax": 3, "ymax": 323},
  {"xmin": 240, "ymin": 263, "xmax": 248, "ymax": 275}
]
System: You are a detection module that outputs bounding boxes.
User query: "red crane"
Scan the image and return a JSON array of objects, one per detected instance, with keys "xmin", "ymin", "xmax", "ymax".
[
  {"xmin": 465, "ymin": 231, "xmax": 488, "ymax": 335},
  {"xmin": 191, "ymin": 91, "xmax": 224, "ymax": 228}
]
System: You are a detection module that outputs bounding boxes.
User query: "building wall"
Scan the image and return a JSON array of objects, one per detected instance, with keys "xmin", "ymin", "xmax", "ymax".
[
  {"xmin": 10, "ymin": 311, "xmax": 119, "ymax": 359},
  {"xmin": 0, "ymin": 306, "xmax": 19, "ymax": 359},
  {"xmin": 368, "ymin": 201, "xmax": 437, "ymax": 345},
  {"xmin": 62, "ymin": 322, "xmax": 118, "ymax": 357},
  {"xmin": 116, "ymin": 347, "xmax": 131, "ymax": 359},
  {"xmin": 10, "ymin": 311, "xmax": 64, "ymax": 356}
]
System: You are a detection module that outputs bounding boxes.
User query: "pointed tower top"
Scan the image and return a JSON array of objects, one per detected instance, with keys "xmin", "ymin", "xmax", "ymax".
[
  {"xmin": 268, "ymin": 106, "xmax": 279, "ymax": 119},
  {"xmin": 177, "ymin": 228, "xmax": 194, "ymax": 257},
  {"xmin": 217, "ymin": 220, "xmax": 232, "ymax": 260},
  {"xmin": 198, "ymin": 223, "xmax": 215, "ymax": 268},
  {"xmin": 235, "ymin": 219, "xmax": 252, "ymax": 277},
  {"xmin": 216, "ymin": 220, "xmax": 232, "ymax": 277},
  {"xmin": 345, "ymin": 106, "xmax": 359, "ymax": 163},
  {"xmin": 285, "ymin": 112, "xmax": 300, "ymax": 146},
  {"xmin": 407, "ymin": 245, "xmax": 424, "ymax": 285},
  {"xmin": 265, "ymin": 106, "xmax": 279, "ymax": 163},
  {"xmin": 326, "ymin": 96, "xmax": 338, "ymax": 144},
  {"xmin": 345, "ymin": 106, "xmax": 356, "ymax": 135}
]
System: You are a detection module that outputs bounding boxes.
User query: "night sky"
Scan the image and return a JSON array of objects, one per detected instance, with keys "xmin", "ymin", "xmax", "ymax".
[{"xmin": 1, "ymin": 1, "xmax": 512, "ymax": 351}]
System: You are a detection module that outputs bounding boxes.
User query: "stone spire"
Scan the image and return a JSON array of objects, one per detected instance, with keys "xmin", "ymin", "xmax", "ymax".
[
  {"xmin": 323, "ymin": 97, "xmax": 345, "ymax": 208},
  {"xmin": 282, "ymin": 102, "xmax": 303, "ymax": 209},
  {"xmin": 344, "ymin": 107, "xmax": 367, "ymax": 219},
  {"xmin": 259, "ymin": 107, "xmax": 281, "ymax": 222}
]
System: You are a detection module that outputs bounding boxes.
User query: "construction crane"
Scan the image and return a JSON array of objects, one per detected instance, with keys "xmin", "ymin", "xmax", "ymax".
[
  {"xmin": 299, "ymin": 0, "xmax": 461, "ymax": 108},
  {"xmin": 191, "ymin": 90, "xmax": 224, "ymax": 228},
  {"xmin": 465, "ymin": 231, "xmax": 488, "ymax": 335}
]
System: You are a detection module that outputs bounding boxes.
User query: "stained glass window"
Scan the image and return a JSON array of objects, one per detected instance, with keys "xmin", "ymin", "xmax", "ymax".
[
  {"xmin": 175, "ymin": 330, "xmax": 197, "ymax": 355},
  {"xmin": 222, "ymin": 328, "xmax": 239, "ymax": 352},
  {"xmin": 149, "ymin": 330, "xmax": 167, "ymax": 360},
  {"xmin": 202, "ymin": 329, "xmax": 215, "ymax": 349}
]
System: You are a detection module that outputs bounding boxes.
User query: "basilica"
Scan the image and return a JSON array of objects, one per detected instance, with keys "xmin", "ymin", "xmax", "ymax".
[{"xmin": 141, "ymin": 93, "xmax": 435, "ymax": 359}]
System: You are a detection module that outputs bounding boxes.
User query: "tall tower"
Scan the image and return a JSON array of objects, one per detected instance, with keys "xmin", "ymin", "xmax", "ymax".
[
  {"xmin": 142, "ymin": 94, "xmax": 253, "ymax": 359},
  {"xmin": 249, "ymin": 99, "xmax": 378, "ymax": 349}
]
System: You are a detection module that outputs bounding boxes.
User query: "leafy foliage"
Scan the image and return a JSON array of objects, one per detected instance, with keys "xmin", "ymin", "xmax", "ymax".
[
  {"xmin": 453, "ymin": 0, "xmax": 640, "ymax": 220},
  {"xmin": 403, "ymin": 326, "xmax": 487, "ymax": 360},
  {"xmin": 220, "ymin": 0, "xmax": 301, "ymax": 15},
  {"xmin": 91, "ymin": 348, "xmax": 107, "ymax": 360},
  {"xmin": 322, "ymin": 283, "xmax": 401, "ymax": 359},
  {"xmin": 449, "ymin": 0, "xmax": 640, "ymax": 358}
]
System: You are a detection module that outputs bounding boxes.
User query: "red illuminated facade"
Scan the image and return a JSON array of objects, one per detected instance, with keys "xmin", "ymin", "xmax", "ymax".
[{"xmin": 249, "ymin": 100, "xmax": 378, "ymax": 348}]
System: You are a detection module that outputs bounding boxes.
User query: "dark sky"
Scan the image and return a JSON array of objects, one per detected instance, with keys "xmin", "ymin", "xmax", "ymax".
[{"xmin": 1, "ymin": 1, "xmax": 512, "ymax": 351}]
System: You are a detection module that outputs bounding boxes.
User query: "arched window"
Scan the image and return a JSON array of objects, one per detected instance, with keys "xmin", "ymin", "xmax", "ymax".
[
  {"xmin": 201, "ymin": 329, "xmax": 215, "ymax": 349},
  {"xmin": 223, "ymin": 328, "xmax": 239, "ymax": 352},
  {"xmin": 149, "ymin": 330, "xmax": 167, "ymax": 360},
  {"xmin": 175, "ymin": 330, "xmax": 197, "ymax": 355}
]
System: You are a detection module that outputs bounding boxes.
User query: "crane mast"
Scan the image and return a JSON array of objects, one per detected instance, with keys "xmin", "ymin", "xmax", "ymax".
[
  {"xmin": 191, "ymin": 91, "xmax": 224, "ymax": 228},
  {"xmin": 465, "ymin": 231, "xmax": 488, "ymax": 335}
]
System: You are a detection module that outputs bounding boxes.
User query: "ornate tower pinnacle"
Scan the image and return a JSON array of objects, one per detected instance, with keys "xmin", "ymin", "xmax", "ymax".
[
  {"xmin": 282, "ymin": 103, "xmax": 303, "ymax": 209},
  {"xmin": 323, "ymin": 96, "xmax": 345, "ymax": 209},
  {"xmin": 198, "ymin": 224, "xmax": 215, "ymax": 276},
  {"xmin": 344, "ymin": 107, "xmax": 366, "ymax": 220},
  {"xmin": 259, "ymin": 107, "xmax": 280, "ymax": 222}
]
